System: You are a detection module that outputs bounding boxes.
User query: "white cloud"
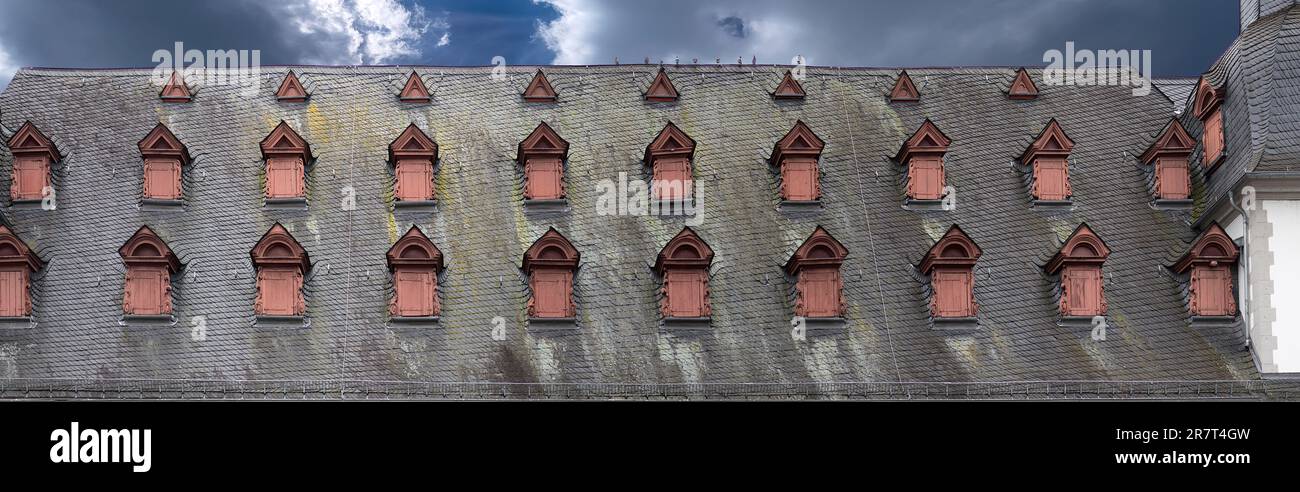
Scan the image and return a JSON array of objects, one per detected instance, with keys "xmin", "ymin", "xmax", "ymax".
[
  {"xmin": 286, "ymin": 0, "xmax": 447, "ymax": 65},
  {"xmin": 0, "ymin": 44, "xmax": 16, "ymax": 91}
]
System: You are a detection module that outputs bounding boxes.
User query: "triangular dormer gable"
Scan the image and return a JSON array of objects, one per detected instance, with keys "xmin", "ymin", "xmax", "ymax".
[
  {"xmin": 784, "ymin": 226, "xmax": 848, "ymax": 274},
  {"xmin": 1192, "ymin": 76, "xmax": 1226, "ymax": 119},
  {"xmin": 388, "ymin": 123, "xmax": 438, "ymax": 162},
  {"xmin": 249, "ymin": 223, "xmax": 310, "ymax": 271},
  {"xmin": 276, "ymin": 71, "xmax": 309, "ymax": 102},
  {"xmin": 1045, "ymin": 223, "xmax": 1109, "ymax": 274},
  {"xmin": 644, "ymin": 122, "xmax": 696, "ymax": 162},
  {"xmin": 919, "ymin": 225, "xmax": 982, "ymax": 273},
  {"xmin": 517, "ymin": 122, "xmax": 570, "ymax": 162},
  {"xmin": 1172, "ymin": 223, "xmax": 1239, "ymax": 273},
  {"xmin": 894, "ymin": 119, "xmax": 952, "ymax": 163},
  {"xmin": 523, "ymin": 227, "xmax": 579, "ymax": 271},
  {"xmin": 655, "ymin": 227, "xmax": 715, "ymax": 273},
  {"xmin": 773, "ymin": 70, "xmax": 806, "ymax": 99},
  {"xmin": 1139, "ymin": 119, "xmax": 1196, "ymax": 165},
  {"xmin": 159, "ymin": 71, "xmax": 192, "ymax": 102},
  {"xmin": 1007, "ymin": 67, "xmax": 1039, "ymax": 100},
  {"xmin": 522, "ymin": 70, "xmax": 558, "ymax": 102},
  {"xmin": 386, "ymin": 226, "xmax": 443, "ymax": 271},
  {"xmin": 1020, "ymin": 119, "xmax": 1074, "ymax": 163},
  {"xmin": 259, "ymin": 121, "xmax": 312, "ymax": 161},
  {"xmin": 771, "ymin": 120, "xmax": 825, "ymax": 163},
  {"xmin": 645, "ymin": 68, "xmax": 679, "ymax": 102},
  {"xmin": 118, "ymin": 225, "xmax": 181, "ymax": 272},
  {"xmin": 398, "ymin": 71, "xmax": 431, "ymax": 103},
  {"xmin": 889, "ymin": 70, "xmax": 920, "ymax": 102},
  {"xmin": 137, "ymin": 123, "xmax": 191, "ymax": 163},
  {"xmin": 0, "ymin": 225, "xmax": 44, "ymax": 272},
  {"xmin": 7, "ymin": 121, "xmax": 60, "ymax": 161}
]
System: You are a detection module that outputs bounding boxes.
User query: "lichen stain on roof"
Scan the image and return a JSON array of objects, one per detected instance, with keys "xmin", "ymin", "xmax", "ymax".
[{"xmin": 657, "ymin": 335, "xmax": 706, "ymax": 384}]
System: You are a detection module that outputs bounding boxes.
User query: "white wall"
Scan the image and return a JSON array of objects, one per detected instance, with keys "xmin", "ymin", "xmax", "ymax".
[{"xmin": 1263, "ymin": 200, "xmax": 1300, "ymax": 373}]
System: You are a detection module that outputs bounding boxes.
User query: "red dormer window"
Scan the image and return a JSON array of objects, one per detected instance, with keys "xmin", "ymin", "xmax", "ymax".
[
  {"xmin": 387, "ymin": 226, "xmax": 443, "ymax": 318},
  {"xmin": 160, "ymin": 71, "xmax": 192, "ymax": 103},
  {"xmin": 399, "ymin": 71, "xmax": 431, "ymax": 103},
  {"xmin": 522, "ymin": 70, "xmax": 558, "ymax": 102},
  {"xmin": 645, "ymin": 68, "xmax": 679, "ymax": 102},
  {"xmin": 1045, "ymin": 224, "xmax": 1110, "ymax": 318},
  {"xmin": 1193, "ymin": 76, "xmax": 1227, "ymax": 170},
  {"xmin": 523, "ymin": 228, "xmax": 579, "ymax": 319},
  {"xmin": 1173, "ymin": 223, "xmax": 1239, "ymax": 317},
  {"xmin": 250, "ymin": 223, "xmax": 310, "ymax": 317},
  {"xmin": 785, "ymin": 226, "xmax": 848, "ymax": 318},
  {"xmin": 771, "ymin": 120, "xmax": 825, "ymax": 202},
  {"xmin": 276, "ymin": 71, "xmax": 309, "ymax": 102},
  {"xmin": 1140, "ymin": 119, "xmax": 1196, "ymax": 201},
  {"xmin": 655, "ymin": 228, "xmax": 714, "ymax": 319},
  {"xmin": 137, "ymin": 123, "xmax": 191, "ymax": 202},
  {"xmin": 389, "ymin": 124, "xmax": 438, "ymax": 202},
  {"xmin": 259, "ymin": 121, "xmax": 312, "ymax": 201},
  {"xmin": 889, "ymin": 70, "xmax": 920, "ymax": 102},
  {"xmin": 1021, "ymin": 119, "xmax": 1074, "ymax": 202},
  {"xmin": 6, "ymin": 121, "xmax": 59, "ymax": 202},
  {"xmin": 1008, "ymin": 67, "xmax": 1039, "ymax": 100},
  {"xmin": 894, "ymin": 119, "xmax": 951, "ymax": 202},
  {"xmin": 645, "ymin": 122, "xmax": 696, "ymax": 201},
  {"xmin": 920, "ymin": 225, "xmax": 981, "ymax": 319},
  {"xmin": 517, "ymin": 122, "xmax": 570, "ymax": 201},
  {"xmin": 0, "ymin": 226, "xmax": 43, "ymax": 318},
  {"xmin": 119, "ymin": 226, "xmax": 181, "ymax": 316},
  {"xmin": 773, "ymin": 70, "xmax": 805, "ymax": 99}
]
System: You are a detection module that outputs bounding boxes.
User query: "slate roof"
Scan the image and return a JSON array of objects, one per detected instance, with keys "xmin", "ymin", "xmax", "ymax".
[{"xmin": 0, "ymin": 58, "xmax": 1286, "ymax": 399}]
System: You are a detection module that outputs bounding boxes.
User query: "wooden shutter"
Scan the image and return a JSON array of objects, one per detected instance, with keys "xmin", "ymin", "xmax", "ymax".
[
  {"xmin": 653, "ymin": 157, "xmax": 692, "ymax": 200},
  {"xmin": 782, "ymin": 158, "xmax": 819, "ymax": 201},
  {"xmin": 908, "ymin": 155, "xmax": 945, "ymax": 200},
  {"xmin": 266, "ymin": 157, "xmax": 304, "ymax": 198},
  {"xmin": 1192, "ymin": 265, "xmax": 1235, "ymax": 316},
  {"xmin": 1155, "ymin": 156, "xmax": 1190, "ymax": 200},
  {"xmin": 1062, "ymin": 265, "xmax": 1104, "ymax": 316},
  {"xmin": 525, "ymin": 158, "xmax": 564, "ymax": 200},
  {"xmin": 665, "ymin": 269, "xmax": 708, "ymax": 317},
  {"xmin": 395, "ymin": 159, "xmax": 434, "ymax": 201},
  {"xmin": 1203, "ymin": 109, "xmax": 1224, "ymax": 167},
  {"xmin": 0, "ymin": 269, "xmax": 28, "ymax": 317},
  {"xmin": 257, "ymin": 269, "xmax": 301, "ymax": 316},
  {"xmin": 1033, "ymin": 157, "xmax": 1070, "ymax": 201},
  {"xmin": 530, "ymin": 269, "xmax": 572, "ymax": 318},
  {"xmin": 125, "ymin": 267, "xmax": 168, "ymax": 315},
  {"xmin": 12, "ymin": 157, "xmax": 48, "ymax": 200},
  {"xmin": 799, "ymin": 267, "xmax": 841, "ymax": 317},
  {"xmin": 932, "ymin": 269, "xmax": 975, "ymax": 318},
  {"xmin": 393, "ymin": 269, "xmax": 436, "ymax": 317},
  {"xmin": 143, "ymin": 158, "xmax": 182, "ymax": 200}
]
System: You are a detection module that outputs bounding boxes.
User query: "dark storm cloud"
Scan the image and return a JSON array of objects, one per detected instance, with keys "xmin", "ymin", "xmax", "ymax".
[{"xmin": 717, "ymin": 16, "xmax": 746, "ymax": 39}]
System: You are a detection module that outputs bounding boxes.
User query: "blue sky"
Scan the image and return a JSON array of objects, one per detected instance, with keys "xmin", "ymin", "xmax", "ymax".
[{"xmin": 0, "ymin": 0, "xmax": 1242, "ymax": 90}]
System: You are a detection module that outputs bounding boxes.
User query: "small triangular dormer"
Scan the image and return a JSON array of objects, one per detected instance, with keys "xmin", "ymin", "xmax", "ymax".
[
  {"xmin": 389, "ymin": 124, "xmax": 438, "ymax": 202},
  {"xmin": 137, "ymin": 123, "xmax": 191, "ymax": 202},
  {"xmin": 773, "ymin": 70, "xmax": 806, "ymax": 99},
  {"xmin": 771, "ymin": 121, "xmax": 825, "ymax": 202},
  {"xmin": 118, "ymin": 226, "xmax": 181, "ymax": 316},
  {"xmin": 259, "ymin": 122, "xmax": 313, "ymax": 200},
  {"xmin": 0, "ymin": 225, "xmax": 44, "ymax": 318},
  {"xmin": 1140, "ymin": 119, "xmax": 1196, "ymax": 202},
  {"xmin": 785, "ymin": 226, "xmax": 848, "ymax": 319},
  {"xmin": 889, "ymin": 70, "xmax": 920, "ymax": 102},
  {"xmin": 645, "ymin": 122, "xmax": 697, "ymax": 201},
  {"xmin": 250, "ymin": 223, "xmax": 310, "ymax": 317},
  {"xmin": 1021, "ymin": 119, "xmax": 1074, "ymax": 202},
  {"xmin": 276, "ymin": 71, "xmax": 309, "ymax": 102},
  {"xmin": 523, "ymin": 227, "xmax": 580, "ymax": 319},
  {"xmin": 655, "ymin": 227, "xmax": 714, "ymax": 319},
  {"xmin": 160, "ymin": 71, "xmax": 192, "ymax": 103},
  {"xmin": 645, "ymin": 68, "xmax": 679, "ymax": 102},
  {"xmin": 1008, "ymin": 67, "xmax": 1039, "ymax": 100},
  {"xmin": 518, "ymin": 122, "xmax": 570, "ymax": 201},
  {"xmin": 1172, "ymin": 223, "xmax": 1239, "ymax": 317},
  {"xmin": 522, "ymin": 70, "xmax": 558, "ymax": 102},
  {"xmin": 7, "ymin": 121, "xmax": 60, "ymax": 202},
  {"xmin": 387, "ymin": 226, "xmax": 443, "ymax": 318},
  {"xmin": 398, "ymin": 71, "xmax": 431, "ymax": 103},
  {"xmin": 1045, "ymin": 223, "xmax": 1110, "ymax": 318},
  {"xmin": 894, "ymin": 119, "xmax": 952, "ymax": 202},
  {"xmin": 919, "ymin": 225, "xmax": 982, "ymax": 320}
]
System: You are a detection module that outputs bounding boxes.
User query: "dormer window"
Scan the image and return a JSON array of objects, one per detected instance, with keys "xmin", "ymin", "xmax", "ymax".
[
  {"xmin": 398, "ymin": 71, "xmax": 431, "ymax": 103},
  {"xmin": 517, "ymin": 122, "xmax": 570, "ymax": 203},
  {"xmin": 523, "ymin": 228, "xmax": 579, "ymax": 320},
  {"xmin": 889, "ymin": 71, "xmax": 920, "ymax": 102},
  {"xmin": 1139, "ymin": 119, "xmax": 1195, "ymax": 204},
  {"xmin": 1173, "ymin": 223, "xmax": 1239, "ymax": 318},
  {"xmin": 388, "ymin": 124, "xmax": 438, "ymax": 203},
  {"xmin": 1193, "ymin": 76, "xmax": 1227, "ymax": 170},
  {"xmin": 920, "ymin": 225, "xmax": 981, "ymax": 322},
  {"xmin": 655, "ymin": 228, "xmax": 714, "ymax": 320},
  {"xmin": 259, "ymin": 121, "xmax": 313, "ymax": 205},
  {"xmin": 894, "ymin": 119, "xmax": 951, "ymax": 205},
  {"xmin": 645, "ymin": 122, "xmax": 696, "ymax": 201},
  {"xmin": 159, "ymin": 72, "xmax": 192, "ymax": 103},
  {"xmin": 0, "ymin": 226, "xmax": 43, "ymax": 319},
  {"xmin": 1020, "ymin": 119, "xmax": 1074, "ymax": 204},
  {"xmin": 522, "ymin": 70, "xmax": 558, "ymax": 102},
  {"xmin": 645, "ymin": 68, "xmax": 679, "ymax": 102},
  {"xmin": 250, "ymin": 223, "xmax": 310, "ymax": 317},
  {"xmin": 785, "ymin": 226, "xmax": 848, "ymax": 319},
  {"xmin": 6, "ymin": 121, "xmax": 59, "ymax": 203},
  {"xmin": 276, "ymin": 71, "xmax": 309, "ymax": 102},
  {"xmin": 772, "ymin": 70, "xmax": 805, "ymax": 99},
  {"xmin": 387, "ymin": 226, "xmax": 443, "ymax": 319},
  {"xmin": 137, "ymin": 123, "xmax": 191, "ymax": 204},
  {"xmin": 119, "ymin": 226, "xmax": 181, "ymax": 316},
  {"xmin": 771, "ymin": 120, "xmax": 825, "ymax": 203},
  {"xmin": 1045, "ymin": 224, "xmax": 1110, "ymax": 319},
  {"xmin": 1008, "ymin": 67, "xmax": 1039, "ymax": 100}
]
